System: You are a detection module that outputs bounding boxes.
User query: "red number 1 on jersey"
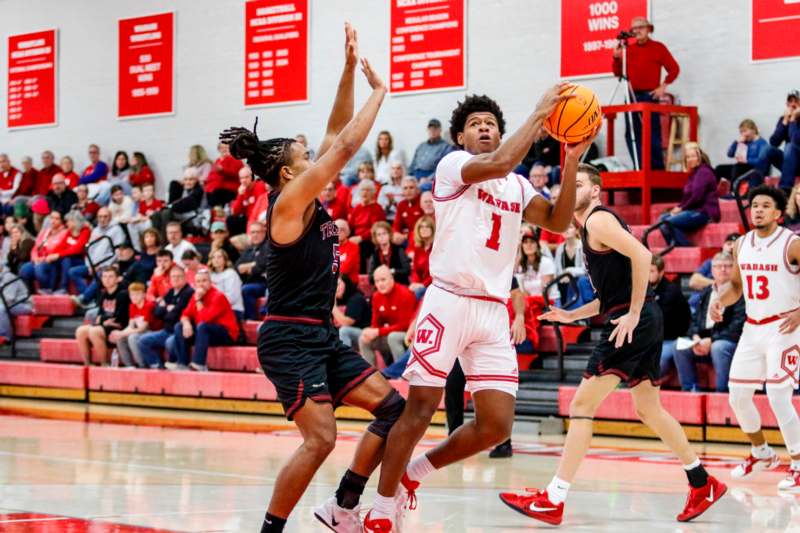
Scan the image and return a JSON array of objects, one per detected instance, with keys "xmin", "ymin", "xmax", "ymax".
[
  {"xmin": 745, "ymin": 274, "xmax": 769, "ymax": 300},
  {"xmin": 485, "ymin": 213, "xmax": 502, "ymax": 251}
]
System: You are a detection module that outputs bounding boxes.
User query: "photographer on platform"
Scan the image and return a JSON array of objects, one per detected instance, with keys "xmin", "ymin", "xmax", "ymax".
[{"xmin": 613, "ymin": 16, "xmax": 680, "ymax": 171}]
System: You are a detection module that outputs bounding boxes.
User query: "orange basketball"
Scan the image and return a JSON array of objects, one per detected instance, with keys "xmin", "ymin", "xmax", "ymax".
[{"xmin": 543, "ymin": 84, "xmax": 602, "ymax": 144}]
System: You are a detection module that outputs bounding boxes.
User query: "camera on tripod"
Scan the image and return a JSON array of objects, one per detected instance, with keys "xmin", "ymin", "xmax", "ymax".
[{"xmin": 616, "ymin": 30, "xmax": 635, "ymax": 40}]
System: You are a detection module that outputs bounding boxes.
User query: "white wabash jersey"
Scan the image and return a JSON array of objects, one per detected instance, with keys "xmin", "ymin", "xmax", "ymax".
[
  {"xmin": 737, "ymin": 226, "xmax": 800, "ymax": 321},
  {"xmin": 429, "ymin": 151, "xmax": 538, "ymax": 300}
]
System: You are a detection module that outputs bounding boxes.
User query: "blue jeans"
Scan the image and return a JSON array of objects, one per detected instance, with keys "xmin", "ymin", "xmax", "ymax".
[
  {"xmin": 383, "ymin": 350, "xmax": 410, "ymax": 379},
  {"xmin": 781, "ymin": 143, "xmax": 800, "ymax": 191},
  {"xmin": 659, "ymin": 210, "xmax": 710, "ymax": 247},
  {"xmin": 138, "ymin": 329, "xmax": 175, "ymax": 369},
  {"xmin": 242, "ymin": 281, "xmax": 267, "ymax": 320},
  {"xmin": 674, "ymin": 339, "xmax": 737, "ymax": 392},
  {"xmin": 172, "ymin": 322, "xmax": 234, "ymax": 366},
  {"xmin": 19, "ymin": 262, "xmax": 35, "ymax": 286},
  {"xmin": 34, "ymin": 261, "xmax": 59, "ymax": 291},
  {"xmin": 59, "ymin": 256, "xmax": 83, "ymax": 291},
  {"xmin": 560, "ymin": 275, "xmax": 596, "ymax": 310},
  {"xmin": 68, "ymin": 264, "xmax": 90, "ymax": 294},
  {"xmin": 626, "ymin": 91, "xmax": 664, "ymax": 170},
  {"xmin": 659, "ymin": 339, "xmax": 678, "ymax": 379}
]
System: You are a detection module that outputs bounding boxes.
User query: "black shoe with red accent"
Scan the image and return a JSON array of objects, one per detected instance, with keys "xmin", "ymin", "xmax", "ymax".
[
  {"xmin": 498, "ymin": 489, "xmax": 564, "ymax": 525},
  {"xmin": 677, "ymin": 475, "xmax": 727, "ymax": 522}
]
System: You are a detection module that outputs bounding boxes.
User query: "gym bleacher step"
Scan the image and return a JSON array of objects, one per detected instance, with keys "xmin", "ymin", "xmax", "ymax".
[
  {"xmin": 542, "ymin": 355, "xmax": 589, "ymax": 371},
  {"xmin": 33, "ymin": 317, "xmax": 84, "ymax": 339},
  {"xmin": 2, "ymin": 338, "xmax": 42, "ymax": 360}
]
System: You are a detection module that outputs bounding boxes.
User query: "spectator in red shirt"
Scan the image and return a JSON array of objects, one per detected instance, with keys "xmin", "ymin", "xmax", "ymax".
[
  {"xmin": 228, "ymin": 165, "xmax": 266, "ymax": 236},
  {"xmin": 408, "ymin": 215, "xmax": 435, "ymax": 298},
  {"xmin": 129, "ymin": 152, "xmax": 155, "ymax": 187},
  {"xmin": 74, "ymin": 184, "xmax": 100, "ymax": 223},
  {"xmin": 18, "ymin": 210, "xmax": 69, "ymax": 293},
  {"xmin": 14, "ymin": 156, "xmax": 38, "ymax": 198},
  {"xmin": 36, "ymin": 151, "xmax": 61, "ymax": 196},
  {"xmin": 205, "ymin": 142, "xmax": 244, "ymax": 207},
  {"xmin": 335, "ymin": 219, "xmax": 360, "ymax": 284},
  {"xmin": 347, "ymin": 179, "xmax": 385, "ymax": 270},
  {"xmin": 321, "ymin": 181, "xmax": 349, "ymax": 221},
  {"xmin": 612, "ymin": 16, "xmax": 679, "ymax": 170},
  {"xmin": 391, "ymin": 177, "xmax": 423, "ymax": 245},
  {"xmin": 171, "ymin": 269, "xmax": 240, "ymax": 371},
  {"xmin": 146, "ymin": 249, "xmax": 175, "ymax": 302},
  {"xmin": 358, "ymin": 265, "xmax": 416, "ymax": 366},
  {"xmin": 53, "ymin": 211, "xmax": 91, "ymax": 293},
  {"xmin": 108, "ymin": 282, "xmax": 156, "ymax": 367},
  {"xmin": 0, "ymin": 153, "xmax": 22, "ymax": 212},
  {"xmin": 60, "ymin": 156, "xmax": 80, "ymax": 189}
]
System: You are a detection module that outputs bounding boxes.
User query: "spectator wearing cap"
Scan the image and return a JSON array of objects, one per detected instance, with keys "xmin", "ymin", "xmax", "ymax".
[
  {"xmin": 205, "ymin": 142, "xmax": 244, "ymax": 207},
  {"xmin": 170, "ymin": 269, "xmax": 240, "ymax": 372},
  {"xmin": 14, "ymin": 156, "xmax": 38, "ymax": 198},
  {"xmin": 210, "ymin": 221, "xmax": 240, "ymax": 264},
  {"xmin": 335, "ymin": 219, "xmax": 360, "ymax": 285},
  {"xmin": 78, "ymin": 144, "xmax": 109, "ymax": 186},
  {"xmin": 146, "ymin": 249, "xmax": 175, "ymax": 302},
  {"xmin": 209, "ymin": 249, "xmax": 244, "ymax": 320},
  {"xmin": 367, "ymin": 221, "xmax": 410, "ymax": 285},
  {"xmin": 650, "ymin": 255, "xmax": 691, "ymax": 380},
  {"xmin": 67, "ymin": 207, "xmax": 125, "ymax": 304},
  {"xmin": 408, "ymin": 118, "xmax": 455, "ymax": 180},
  {"xmin": 19, "ymin": 211, "xmax": 68, "ymax": 293},
  {"xmin": 0, "ymin": 153, "xmax": 22, "ymax": 213},
  {"xmin": 769, "ymin": 90, "xmax": 800, "ymax": 191},
  {"xmin": 391, "ymin": 177, "xmax": 423, "ymax": 246},
  {"xmin": 236, "ymin": 222, "xmax": 269, "ymax": 320},
  {"xmin": 138, "ymin": 265, "xmax": 194, "ymax": 369},
  {"xmin": 46, "ymin": 173, "xmax": 79, "ymax": 216},
  {"xmin": 228, "ymin": 165, "xmax": 266, "ymax": 237},
  {"xmin": 687, "ymin": 233, "xmax": 739, "ymax": 312},
  {"xmin": 612, "ymin": 16, "xmax": 679, "ymax": 170},
  {"xmin": 658, "ymin": 142, "xmax": 720, "ymax": 247},
  {"xmin": 164, "ymin": 221, "xmax": 198, "ymax": 262},
  {"xmin": 36, "ymin": 151, "xmax": 61, "ymax": 197},
  {"xmin": 108, "ymin": 282, "xmax": 157, "ymax": 367},
  {"xmin": 358, "ymin": 266, "xmax": 416, "ymax": 365},
  {"xmin": 76, "ymin": 266, "xmax": 129, "ymax": 366}
]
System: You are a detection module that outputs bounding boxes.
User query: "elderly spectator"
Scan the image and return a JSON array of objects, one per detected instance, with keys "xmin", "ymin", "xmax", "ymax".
[
  {"xmin": 228, "ymin": 165, "xmax": 266, "ymax": 236},
  {"xmin": 347, "ymin": 179, "xmax": 385, "ymax": 268},
  {"xmin": 335, "ymin": 219, "xmax": 360, "ymax": 285},
  {"xmin": 79, "ymin": 144, "xmax": 109, "ymax": 186},
  {"xmin": 108, "ymin": 185, "xmax": 135, "ymax": 224},
  {"xmin": 358, "ymin": 266, "xmax": 416, "ymax": 365},
  {"xmin": 108, "ymin": 282, "xmax": 156, "ymax": 367},
  {"xmin": 6, "ymin": 224, "xmax": 34, "ymax": 276},
  {"xmin": 36, "ymin": 151, "xmax": 61, "ymax": 196},
  {"xmin": 138, "ymin": 265, "xmax": 194, "ymax": 369},
  {"xmin": 374, "ymin": 130, "xmax": 406, "ymax": 185},
  {"xmin": 187, "ymin": 145, "xmax": 213, "ymax": 183},
  {"xmin": 391, "ymin": 177, "xmax": 423, "ymax": 245},
  {"xmin": 651, "ymin": 255, "xmax": 691, "ymax": 379},
  {"xmin": 74, "ymin": 184, "xmax": 100, "ymax": 222},
  {"xmin": 658, "ymin": 142, "xmax": 720, "ymax": 246},
  {"xmin": 97, "ymin": 151, "xmax": 132, "ymax": 205},
  {"xmin": 75, "ymin": 266, "xmax": 129, "ymax": 366},
  {"xmin": 420, "ymin": 190, "xmax": 434, "ymax": 218},
  {"xmin": 46, "ymin": 173, "xmax": 78, "ymax": 216},
  {"xmin": 367, "ymin": 221, "xmax": 410, "ymax": 285},
  {"xmin": 672, "ymin": 252, "xmax": 745, "ymax": 392},
  {"xmin": 60, "ymin": 156, "xmax": 80, "ymax": 189},
  {"xmin": 68, "ymin": 207, "xmax": 125, "ymax": 304},
  {"xmin": 209, "ymin": 249, "xmax": 244, "ymax": 320},
  {"xmin": 146, "ymin": 250, "xmax": 175, "ymax": 302},
  {"xmin": 154, "ymin": 168, "xmax": 204, "ymax": 235},
  {"xmin": 170, "ymin": 269, "xmax": 240, "ymax": 371},
  {"xmin": 687, "ymin": 233, "xmax": 739, "ymax": 312},
  {"xmin": 553, "ymin": 222, "xmax": 593, "ymax": 308},
  {"xmin": 129, "ymin": 152, "xmax": 155, "ymax": 187},
  {"xmin": 529, "ymin": 164, "xmax": 551, "ymax": 199},
  {"xmin": 335, "ymin": 276, "xmax": 371, "ymax": 348},
  {"xmin": 769, "ymin": 90, "xmax": 800, "ymax": 191},
  {"xmin": 14, "ymin": 156, "xmax": 37, "ymax": 198},
  {"xmin": 408, "ymin": 216, "xmax": 435, "ymax": 298},
  {"xmin": 0, "ymin": 270, "xmax": 30, "ymax": 343},
  {"xmin": 19, "ymin": 211, "xmax": 68, "ymax": 292},
  {"xmin": 408, "ymin": 118, "xmax": 454, "ymax": 180},
  {"xmin": 340, "ymin": 146, "xmax": 373, "ymax": 186},
  {"xmin": 716, "ymin": 119, "xmax": 782, "ymax": 186},
  {"xmin": 321, "ymin": 181, "xmax": 349, "ymax": 222},
  {"xmin": 205, "ymin": 142, "xmax": 244, "ymax": 207},
  {"xmin": 210, "ymin": 221, "xmax": 240, "ymax": 264},
  {"xmin": 236, "ymin": 222, "xmax": 269, "ymax": 320},
  {"xmin": 0, "ymin": 153, "xmax": 22, "ymax": 211},
  {"xmin": 377, "ymin": 161, "xmax": 405, "ymax": 222},
  {"xmin": 164, "ymin": 221, "xmax": 198, "ymax": 262},
  {"xmin": 612, "ymin": 16, "xmax": 679, "ymax": 170}
]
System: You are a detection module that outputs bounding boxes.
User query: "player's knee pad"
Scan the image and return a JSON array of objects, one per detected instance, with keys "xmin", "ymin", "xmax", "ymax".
[
  {"xmin": 766, "ymin": 385, "xmax": 800, "ymax": 455},
  {"xmin": 367, "ymin": 389, "xmax": 406, "ymax": 439},
  {"xmin": 729, "ymin": 386, "xmax": 762, "ymax": 434}
]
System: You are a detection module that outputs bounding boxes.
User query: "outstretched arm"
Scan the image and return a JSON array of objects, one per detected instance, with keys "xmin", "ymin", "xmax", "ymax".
[
  {"xmin": 460, "ymin": 83, "xmax": 569, "ymax": 185},
  {"xmin": 316, "ymin": 23, "xmax": 358, "ymax": 160}
]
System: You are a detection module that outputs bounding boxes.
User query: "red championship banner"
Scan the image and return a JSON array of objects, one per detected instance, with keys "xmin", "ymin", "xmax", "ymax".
[
  {"xmin": 118, "ymin": 12, "xmax": 174, "ymax": 119},
  {"xmin": 7, "ymin": 29, "xmax": 57, "ymax": 129},
  {"xmin": 244, "ymin": 0, "xmax": 309, "ymax": 107},
  {"xmin": 389, "ymin": 0, "xmax": 465, "ymax": 95},
  {"xmin": 752, "ymin": 0, "xmax": 800, "ymax": 62},
  {"xmin": 560, "ymin": 0, "xmax": 649, "ymax": 79}
]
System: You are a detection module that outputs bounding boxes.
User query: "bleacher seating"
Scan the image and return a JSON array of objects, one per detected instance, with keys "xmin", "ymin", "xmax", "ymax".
[{"xmin": 31, "ymin": 295, "xmax": 75, "ymax": 316}]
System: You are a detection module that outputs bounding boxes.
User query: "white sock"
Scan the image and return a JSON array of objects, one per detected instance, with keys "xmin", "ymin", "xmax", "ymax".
[
  {"xmin": 546, "ymin": 476, "xmax": 571, "ymax": 505},
  {"xmin": 370, "ymin": 494, "xmax": 395, "ymax": 520},
  {"xmin": 683, "ymin": 458, "xmax": 701, "ymax": 471},
  {"xmin": 752, "ymin": 442, "xmax": 772, "ymax": 459},
  {"xmin": 406, "ymin": 454, "xmax": 436, "ymax": 483}
]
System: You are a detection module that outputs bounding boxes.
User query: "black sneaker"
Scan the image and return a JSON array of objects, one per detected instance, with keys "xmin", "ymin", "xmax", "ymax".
[{"xmin": 489, "ymin": 439, "xmax": 513, "ymax": 458}]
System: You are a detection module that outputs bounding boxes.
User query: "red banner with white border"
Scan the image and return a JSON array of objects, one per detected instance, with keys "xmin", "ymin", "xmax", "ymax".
[
  {"xmin": 118, "ymin": 12, "xmax": 174, "ymax": 118},
  {"xmin": 244, "ymin": 0, "xmax": 309, "ymax": 107},
  {"xmin": 752, "ymin": 0, "xmax": 800, "ymax": 62},
  {"xmin": 7, "ymin": 29, "xmax": 57, "ymax": 129},
  {"xmin": 560, "ymin": 0, "xmax": 649, "ymax": 79},
  {"xmin": 390, "ymin": 0, "xmax": 465, "ymax": 95}
]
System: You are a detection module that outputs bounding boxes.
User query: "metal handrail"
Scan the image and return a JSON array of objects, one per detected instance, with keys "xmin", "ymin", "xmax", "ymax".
[
  {"xmin": 732, "ymin": 171, "xmax": 759, "ymax": 232},
  {"xmin": 542, "ymin": 272, "xmax": 579, "ymax": 382},
  {"xmin": 86, "ymin": 235, "xmax": 118, "ymax": 285},
  {"xmin": 641, "ymin": 219, "xmax": 676, "ymax": 257},
  {"xmin": 0, "ymin": 273, "xmax": 31, "ymax": 359}
]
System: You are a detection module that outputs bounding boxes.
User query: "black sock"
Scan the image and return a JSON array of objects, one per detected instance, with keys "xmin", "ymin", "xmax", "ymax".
[
  {"xmin": 260, "ymin": 512, "xmax": 286, "ymax": 532},
  {"xmin": 685, "ymin": 463, "xmax": 709, "ymax": 488},
  {"xmin": 336, "ymin": 469, "xmax": 369, "ymax": 509}
]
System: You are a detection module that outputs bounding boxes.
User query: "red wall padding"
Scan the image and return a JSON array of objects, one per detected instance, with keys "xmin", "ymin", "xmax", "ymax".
[
  {"xmin": 558, "ymin": 386, "xmax": 706, "ymax": 424},
  {"xmin": 0, "ymin": 361, "xmax": 86, "ymax": 389}
]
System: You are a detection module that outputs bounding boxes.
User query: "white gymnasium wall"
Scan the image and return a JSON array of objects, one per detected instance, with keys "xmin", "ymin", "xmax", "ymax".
[{"xmin": 0, "ymin": 0, "xmax": 795, "ymax": 195}]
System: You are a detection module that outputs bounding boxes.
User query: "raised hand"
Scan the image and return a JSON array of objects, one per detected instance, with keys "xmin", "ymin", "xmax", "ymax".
[
  {"xmin": 344, "ymin": 22, "xmax": 358, "ymax": 68},
  {"xmin": 535, "ymin": 82, "xmax": 574, "ymax": 121},
  {"xmin": 360, "ymin": 57, "xmax": 385, "ymax": 91},
  {"xmin": 564, "ymin": 123, "xmax": 601, "ymax": 160}
]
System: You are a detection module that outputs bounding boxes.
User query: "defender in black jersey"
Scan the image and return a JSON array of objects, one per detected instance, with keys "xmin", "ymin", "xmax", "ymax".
[
  {"xmin": 501, "ymin": 164, "xmax": 726, "ymax": 525},
  {"xmin": 220, "ymin": 25, "xmax": 404, "ymax": 533}
]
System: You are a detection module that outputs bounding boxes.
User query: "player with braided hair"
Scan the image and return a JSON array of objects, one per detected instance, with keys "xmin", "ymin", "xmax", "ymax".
[{"xmin": 223, "ymin": 24, "xmax": 399, "ymax": 533}]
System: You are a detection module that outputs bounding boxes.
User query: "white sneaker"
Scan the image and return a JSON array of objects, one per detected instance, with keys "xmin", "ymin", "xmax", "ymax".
[
  {"xmin": 164, "ymin": 361, "xmax": 179, "ymax": 370},
  {"xmin": 778, "ymin": 469, "xmax": 800, "ymax": 492},
  {"xmin": 731, "ymin": 451, "xmax": 781, "ymax": 478},
  {"xmin": 312, "ymin": 496, "xmax": 361, "ymax": 532}
]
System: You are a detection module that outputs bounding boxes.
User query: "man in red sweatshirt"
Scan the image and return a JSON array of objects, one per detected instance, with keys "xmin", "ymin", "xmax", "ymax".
[
  {"xmin": 205, "ymin": 142, "xmax": 244, "ymax": 208},
  {"xmin": 36, "ymin": 151, "xmax": 62, "ymax": 196},
  {"xmin": 146, "ymin": 250, "xmax": 175, "ymax": 302},
  {"xmin": 359, "ymin": 265, "xmax": 416, "ymax": 366},
  {"xmin": 335, "ymin": 219, "xmax": 360, "ymax": 284},
  {"xmin": 228, "ymin": 165, "xmax": 266, "ymax": 236},
  {"xmin": 392, "ymin": 177, "xmax": 423, "ymax": 245},
  {"xmin": 171, "ymin": 269, "xmax": 240, "ymax": 372},
  {"xmin": 348, "ymin": 179, "xmax": 386, "ymax": 271}
]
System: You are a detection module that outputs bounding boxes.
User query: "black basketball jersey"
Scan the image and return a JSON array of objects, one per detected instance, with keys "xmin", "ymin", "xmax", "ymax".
[
  {"xmin": 580, "ymin": 205, "xmax": 646, "ymax": 313},
  {"xmin": 265, "ymin": 191, "xmax": 340, "ymax": 320}
]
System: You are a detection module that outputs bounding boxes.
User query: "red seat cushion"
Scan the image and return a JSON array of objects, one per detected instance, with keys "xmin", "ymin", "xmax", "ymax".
[{"xmin": 32, "ymin": 295, "xmax": 75, "ymax": 316}]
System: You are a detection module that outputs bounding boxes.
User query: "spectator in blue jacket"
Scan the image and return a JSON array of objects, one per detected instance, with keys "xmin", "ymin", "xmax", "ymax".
[
  {"xmin": 408, "ymin": 118, "xmax": 454, "ymax": 181},
  {"xmin": 78, "ymin": 144, "xmax": 109, "ymax": 185},
  {"xmin": 715, "ymin": 119, "xmax": 782, "ymax": 186},
  {"xmin": 769, "ymin": 90, "xmax": 800, "ymax": 192}
]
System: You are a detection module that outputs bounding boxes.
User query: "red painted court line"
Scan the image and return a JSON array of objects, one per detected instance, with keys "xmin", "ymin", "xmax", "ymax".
[{"xmin": 0, "ymin": 513, "xmax": 181, "ymax": 532}]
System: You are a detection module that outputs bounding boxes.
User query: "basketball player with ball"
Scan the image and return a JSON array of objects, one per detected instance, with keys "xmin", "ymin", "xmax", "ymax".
[
  {"xmin": 500, "ymin": 164, "xmax": 726, "ymax": 525},
  {"xmin": 362, "ymin": 83, "xmax": 599, "ymax": 532}
]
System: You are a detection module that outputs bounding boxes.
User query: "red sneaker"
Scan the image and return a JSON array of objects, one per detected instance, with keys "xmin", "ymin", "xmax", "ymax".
[
  {"xmin": 677, "ymin": 475, "xmax": 727, "ymax": 522},
  {"xmin": 400, "ymin": 473, "xmax": 419, "ymax": 510},
  {"xmin": 498, "ymin": 489, "xmax": 564, "ymax": 525},
  {"xmin": 362, "ymin": 510, "xmax": 393, "ymax": 532}
]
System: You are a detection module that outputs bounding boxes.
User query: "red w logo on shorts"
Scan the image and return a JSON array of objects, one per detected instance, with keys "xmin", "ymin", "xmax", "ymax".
[
  {"xmin": 416, "ymin": 329, "xmax": 433, "ymax": 344},
  {"xmin": 789, "ymin": 355, "xmax": 798, "ymax": 367}
]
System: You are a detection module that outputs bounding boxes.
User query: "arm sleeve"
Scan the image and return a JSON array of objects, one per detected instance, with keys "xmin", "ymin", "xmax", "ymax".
[
  {"xmin": 370, "ymin": 297, "xmax": 380, "ymax": 328},
  {"xmin": 713, "ymin": 296, "xmax": 746, "ymax": 342},
  {"xmin": 726, "ymin": 141, "xmax": 738, "ymax": 159},
  {"xmin": 78, "ymin": 162, "xmax": 108, "ymax": 185},
  {"xmin": 434, "ymin": 151, "xmax": 472, "ymax": 195},
  {"xmin": 115, "ymin": 292, "xmax": 130, "ymax": 326},
  {"xmin": 394, "ymin": 247, "xmax": 411, "ymax": 280},
  {"xmin": 770, "ymin": 117, "xmax": 788, "ymax": 147},
  {"xmin": 747, "ymin": 140, "xmax": 770, "ymax": 167},
  {"xmin": 408, "ymin": 145, "xmax": 421, "ymax": 174},
  {"xmin": 153, "ymin": 300, "xmax": 168, "ymax": 319},
  {"xmin": 660, "ymin": 44, "xmax": 680, "ymax": 84},
  {"xmin": 612, "ymin": 56, "xmax": 622, "ymax": 78},
  {"xmin": 790, "ymin": 122, "xmax": 800, "ymax": 145},
  {"xmin": 678, "ymin": 172, "xmax": 710, "ymax": 210},
  {"xmin": 181, "ymin": 297, "xmax": 197, "ymax": 322}
]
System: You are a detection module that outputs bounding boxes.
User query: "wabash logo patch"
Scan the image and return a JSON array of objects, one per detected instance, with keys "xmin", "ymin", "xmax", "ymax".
[
  {"xmin": 413, "ymin": 313, "xmax": 445, "ymax": 358},
  {"xmin": 781, "ymin": 345, "xmax": 800, "ymax": 383}
]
